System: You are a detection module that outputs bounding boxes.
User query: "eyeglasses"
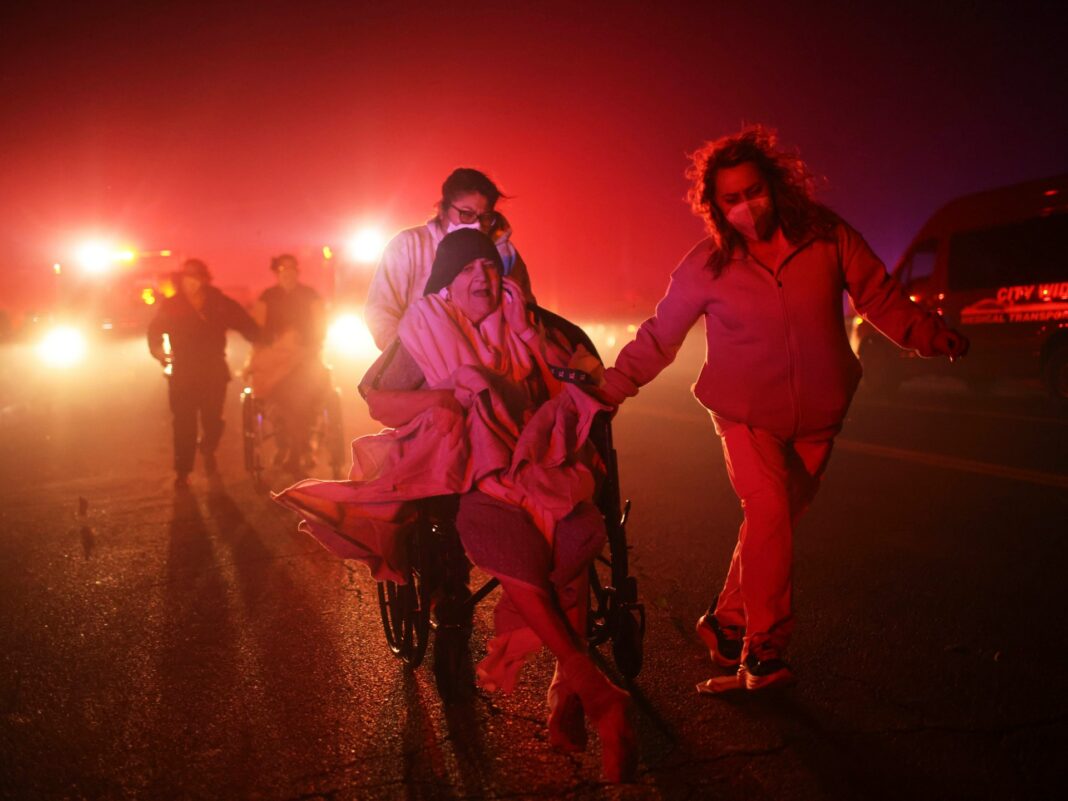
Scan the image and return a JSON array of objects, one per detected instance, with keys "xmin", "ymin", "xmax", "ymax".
[{"xmin": 450, "ymin": 204, "xmax": 497, "ymax": 226}]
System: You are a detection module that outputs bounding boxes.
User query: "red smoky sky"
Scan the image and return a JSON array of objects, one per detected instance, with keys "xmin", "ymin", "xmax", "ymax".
[{"xmin": 1, "ymin": 0, "xmax": 1066, "ymax": 318}]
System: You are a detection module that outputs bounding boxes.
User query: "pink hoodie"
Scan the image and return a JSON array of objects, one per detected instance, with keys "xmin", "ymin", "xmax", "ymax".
[{"xmin": 603, "ymin": 222, "xmax": 946, "ymax": 439}]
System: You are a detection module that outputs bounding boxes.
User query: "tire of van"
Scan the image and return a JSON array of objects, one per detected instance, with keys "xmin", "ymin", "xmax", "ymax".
[{"xmin": 1043, "ymin": 343, "xmax": 1068, "ymax": 402}]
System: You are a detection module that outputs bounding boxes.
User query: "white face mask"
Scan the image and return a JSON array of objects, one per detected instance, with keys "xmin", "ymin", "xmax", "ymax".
[
  {"xmin": 446, "ymin": 220, "xmax": 481, "ymax": 234},
  {"xmin": 726, "ymin": 196, "xmax": 774, "ymax": 241}
]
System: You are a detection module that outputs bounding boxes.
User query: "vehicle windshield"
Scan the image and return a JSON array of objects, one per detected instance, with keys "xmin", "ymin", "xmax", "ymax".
[{"xmin": 948, "ymin": 213, "xmax": 1068, "ymax": 291}]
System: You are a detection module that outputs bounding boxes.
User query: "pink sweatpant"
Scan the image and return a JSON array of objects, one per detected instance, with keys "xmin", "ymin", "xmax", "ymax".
[{"xmin": 712, "ymin": 424, "xmax": 835, "ymax": 660}]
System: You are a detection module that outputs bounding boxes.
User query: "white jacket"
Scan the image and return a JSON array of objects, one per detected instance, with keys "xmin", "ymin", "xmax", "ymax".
[{"xmin": 365, "ymin": 216, "xmax": 531, "ymax": 349}]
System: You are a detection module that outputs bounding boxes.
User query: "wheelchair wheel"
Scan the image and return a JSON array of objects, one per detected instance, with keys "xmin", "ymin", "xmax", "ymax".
[
  {"xmin": 429, "ymin": 522, "xmax": 477, "ymax": 699},
  {"xmin": 611, "ymin": 578, "xmax": 645, "ymax": 681},
  {"xmin": 432, "ymin": 623, "xmax": 475, "ymax": 702},
  {"xmin": 588, "ymin": 414, "xmax": 646, "ymax": 681},
  {"xmin": 376, "ymin": 526, "xmax": 432, "ymax": 667},
  {"xmin": 323, "ymin": 387, "xmax": 346, "ymax": 479},
  {"xmin": 241, "ymin": 388, "xmax": 265, "ymax": 488},
  {"xmin": 588, "ymin": 514, "xmax": 645, "ymax": 680},
  {"xmin": 587, "ymin": 557, "xmax": 613, "ymax": 648}
]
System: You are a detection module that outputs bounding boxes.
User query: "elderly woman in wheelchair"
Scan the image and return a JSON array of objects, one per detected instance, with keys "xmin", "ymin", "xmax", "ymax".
[{"xmin": 274, "ymin": 229, "xmax": 637, "ymax": 782}]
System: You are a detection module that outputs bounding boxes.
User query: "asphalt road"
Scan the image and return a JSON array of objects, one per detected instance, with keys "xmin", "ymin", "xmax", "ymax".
[{"xmin": 1, "ymin": 332, "xmax": 1066, "ymax": 801}]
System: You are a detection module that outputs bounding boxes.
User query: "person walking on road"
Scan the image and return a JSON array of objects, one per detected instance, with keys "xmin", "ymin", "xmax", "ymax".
[
  {"xmin": 148, "ymin": 258, "xmax": 259, "ymax": 489},
  {"xmin": 248, "ymin": 253, "xmax": 329, "ymax": 473},
  {"xmin": 597, "ymin": 125, "xmax": 969, "ymax": 693}
]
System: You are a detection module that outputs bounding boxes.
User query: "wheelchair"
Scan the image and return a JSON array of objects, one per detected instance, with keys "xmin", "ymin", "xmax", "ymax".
[
  {"xmin": 372, "ymin": 310, "xmax": 645, "ymax": 689},
  {"xmin": 240, "ymin": 363, "xmax": 346, "ymax": 488}
]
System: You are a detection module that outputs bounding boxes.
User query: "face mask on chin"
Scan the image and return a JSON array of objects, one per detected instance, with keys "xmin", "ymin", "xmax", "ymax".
[
  {"xmin": 445, "ymin": 220, "xmax": 481, "ymax": 234},
  {"xmin": 726, "ymin": 196, "xmax": 775, "ymax": 241}
]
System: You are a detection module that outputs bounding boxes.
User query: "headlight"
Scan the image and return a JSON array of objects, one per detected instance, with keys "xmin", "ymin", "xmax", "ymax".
[
  {"xmin": 37, "ymin": 326, "xmax": 88, "ymax": 368},
  {"xmin": 74, "ymin": 239, "xmax": 137, "ymax": 276},
  {"xmin": 345, "ymin": 228, "xmax": 386, "ymax": 263},
  {"xmin": 325, "ymin": 313, "xmax": 377, "ymax": 359}
]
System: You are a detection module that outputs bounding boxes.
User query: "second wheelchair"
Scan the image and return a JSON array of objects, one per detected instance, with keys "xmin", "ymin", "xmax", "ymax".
[{"xmin": 241, "ymin": 362, "xmax": 346, "ymax": 488}]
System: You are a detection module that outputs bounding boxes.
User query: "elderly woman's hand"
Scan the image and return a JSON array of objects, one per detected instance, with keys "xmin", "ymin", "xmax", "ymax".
[{"xmin": 501, "ymin": 276, "xmax": 532, "ymax": 337}]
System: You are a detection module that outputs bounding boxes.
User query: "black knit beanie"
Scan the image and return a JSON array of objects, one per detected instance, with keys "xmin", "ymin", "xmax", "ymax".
[{"xmin": 423, "ymin": 229, "xmax": 503, "ymax": 296}]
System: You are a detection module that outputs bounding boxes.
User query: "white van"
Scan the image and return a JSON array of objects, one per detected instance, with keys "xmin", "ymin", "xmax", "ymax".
[{"xmin": 855, "ymin": 174, "xmax": 1068, "ymax": 400}]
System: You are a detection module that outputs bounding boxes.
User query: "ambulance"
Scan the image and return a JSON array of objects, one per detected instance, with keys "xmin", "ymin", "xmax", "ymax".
[{"xmin": 855, "ymin": 174, "xmax": 1068, "ymax": 400}]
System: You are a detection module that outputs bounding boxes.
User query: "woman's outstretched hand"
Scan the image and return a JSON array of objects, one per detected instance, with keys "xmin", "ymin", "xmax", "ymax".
[{"xmin": 931, "ymin": 328, "xmax": 970, "ymax": 362}]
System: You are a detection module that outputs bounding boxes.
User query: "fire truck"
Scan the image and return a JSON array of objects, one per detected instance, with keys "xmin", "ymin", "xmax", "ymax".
[{"xmin": 33, "ymin": 243, "xmax": 181, "ymax": 367}]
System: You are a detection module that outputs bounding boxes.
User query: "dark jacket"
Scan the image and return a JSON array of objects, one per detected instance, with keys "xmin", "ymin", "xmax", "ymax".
[
  {"xmin": 147, "ymin": 286, "xmax": 259, "ymax": 381},
  {"xmin": 258, "ymin": 283, "xmax": 325, "ymax": 349}
]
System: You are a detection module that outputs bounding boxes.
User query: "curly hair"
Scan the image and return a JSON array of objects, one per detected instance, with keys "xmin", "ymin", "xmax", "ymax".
[{"xmin": 686, "ymin": 125, "xmax": 839, "ymax": 276}]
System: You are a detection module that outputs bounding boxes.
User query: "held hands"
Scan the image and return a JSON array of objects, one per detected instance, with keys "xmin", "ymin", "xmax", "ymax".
[
  {"xmin": 931, "ymin": 328, "xmax": 970, "ymax": 362},
  {"xmin": 587, "ymin": 370, "xmax": 628, "ymax": 414},
  {"xmin": 588, "ymin": 384, "xmax": 623, "ymax": 416},
  {"xmin": 501, "ymin": 276, "xmax": 532, "ymax": 337}
]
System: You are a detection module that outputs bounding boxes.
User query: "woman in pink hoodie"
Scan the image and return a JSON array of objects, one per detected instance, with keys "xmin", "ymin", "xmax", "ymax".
[{"xmin": 599, "ymin": 126, "xmax": 969, "ymax": 693}]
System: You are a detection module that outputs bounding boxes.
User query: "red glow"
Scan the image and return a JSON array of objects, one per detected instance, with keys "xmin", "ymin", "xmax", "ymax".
[{"xmin": 1, "ymin": 5, "xmax": 1065, "ymax": 319}]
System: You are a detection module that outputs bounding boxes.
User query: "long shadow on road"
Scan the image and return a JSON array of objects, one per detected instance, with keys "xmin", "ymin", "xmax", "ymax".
[
  {"xmin": 145, "ymin": 487, "xmax": 366, "ymax": 798},
  {"xmin": 202, "ymin": 488, "xmax": 362, "ymax": 787},
  {"xmin": 146, "ymin": 490, "xmax": 244, "ymax": 799}
]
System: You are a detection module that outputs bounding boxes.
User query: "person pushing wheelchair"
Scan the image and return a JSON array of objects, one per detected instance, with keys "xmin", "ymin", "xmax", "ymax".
[{"xmin": 245, "ymin": 253, "xmax": 331, "ymax": 473}]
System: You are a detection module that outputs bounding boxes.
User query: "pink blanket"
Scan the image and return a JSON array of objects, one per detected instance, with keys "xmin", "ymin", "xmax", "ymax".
[
  {"xmin": 273, "ymin": 298, "xmax": 607, "ymax": 689},
  {"xmin": 243, "ymin": 329, "xmax": 314, "ymax": 398}
]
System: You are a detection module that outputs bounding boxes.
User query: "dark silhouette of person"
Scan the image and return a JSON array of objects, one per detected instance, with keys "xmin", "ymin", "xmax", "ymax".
[
  {"xmin": 249, "ymin": 254, "xmax": 328, "ymax": 472},
  {"xmin": 148, "ymin": 258, "xmax": 259, "ymax": 488}
]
